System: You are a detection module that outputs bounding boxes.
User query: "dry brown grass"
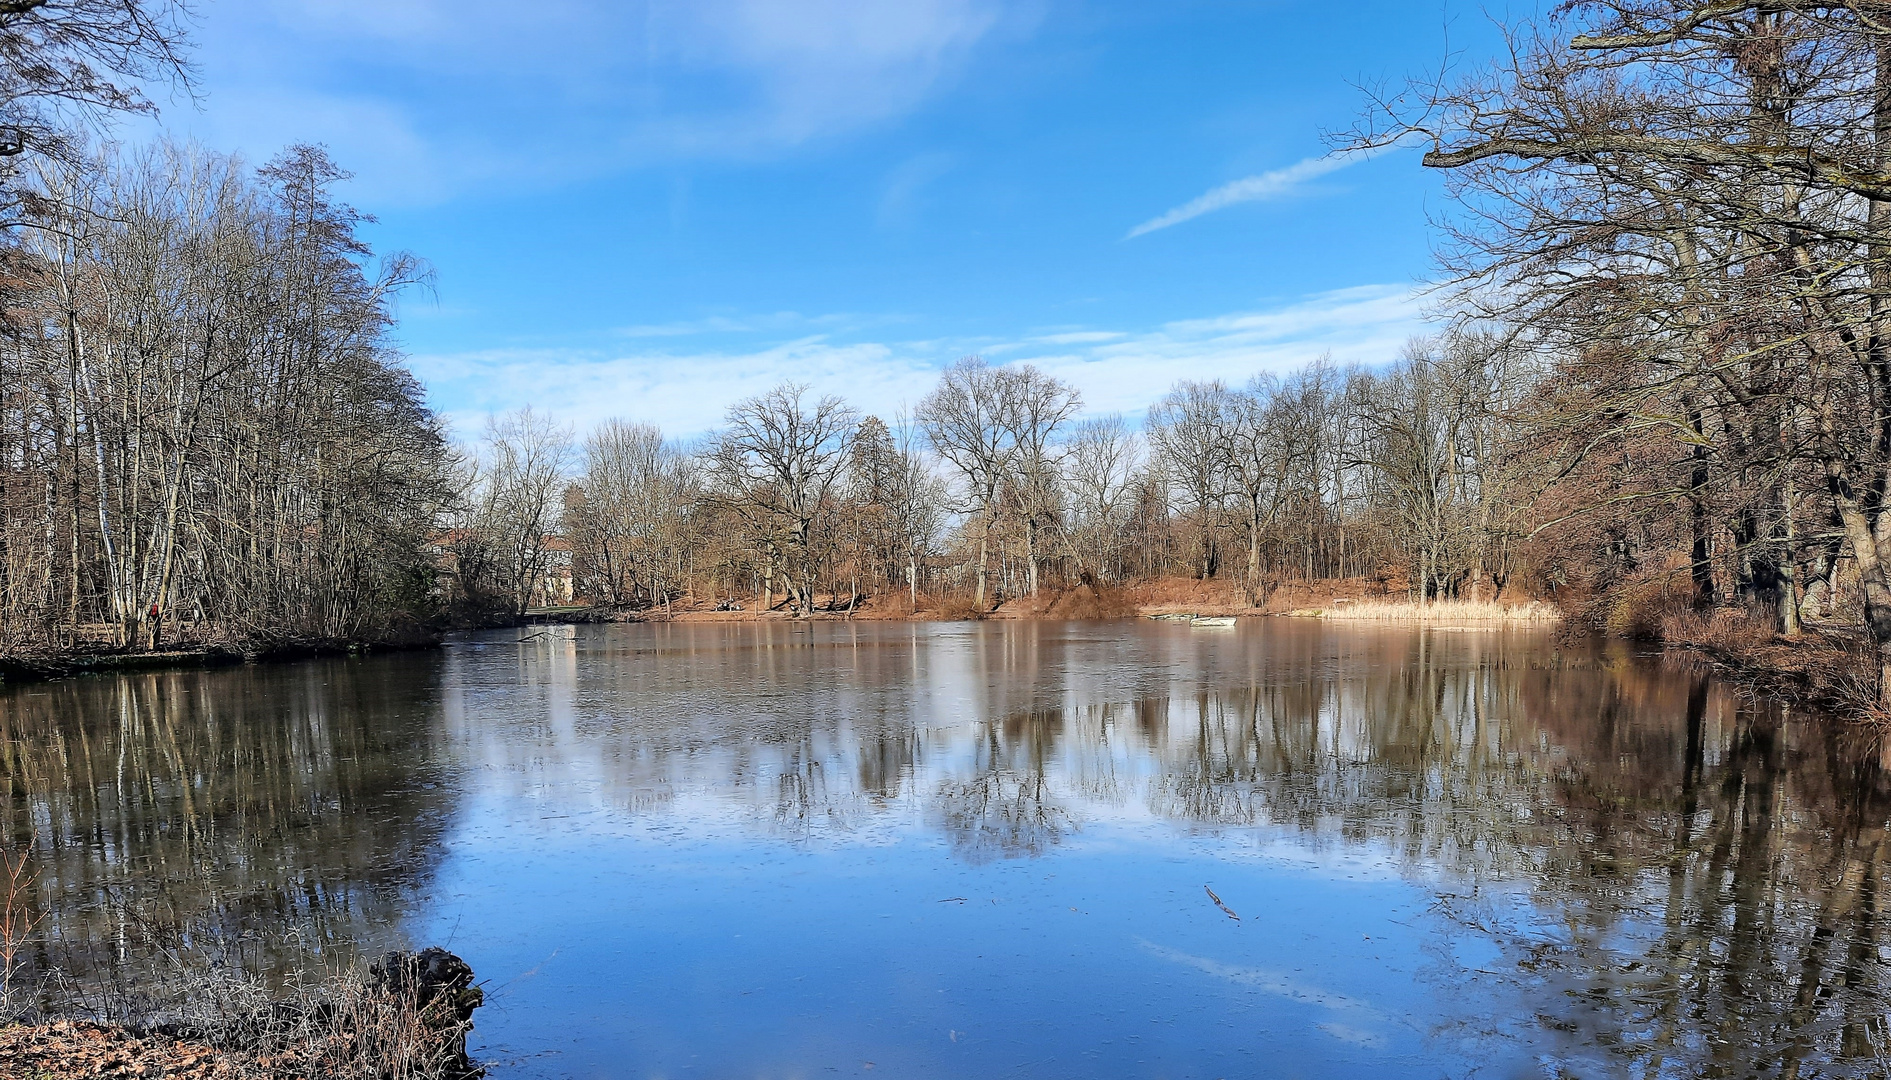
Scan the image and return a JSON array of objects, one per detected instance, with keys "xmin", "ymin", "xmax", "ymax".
[
  {"xmin": 919, "ymin": 593, "xmax": 989, "ymax": 621},
  {"xmin": 1658, "ymin": 608, "xmax": 1776, "ymax": 655},
  {"xmin": 1312, "ymin": 599, "xmax": 1564, "ymax": 624},
  {"xmin": 991, "ymin": 584, "xmax": 1138, "ymax": 621},
  {"xmin": 224, "ymin": 957, "xmax": 481, "ymax": 1080},
  {"xmin": 1045, "ymin": 584, "xmax": 1137, "ymax": 620},
  {"xmin": 1122, "ymin": 576, "xmax": 1249, "ymax": 616},
  {"xmin": 12, "ymin": 957, "xmax": 486, "ymax": 1080},
  {"xmin": 1660, "ymin": 608, "xmax": 1883, "ymax": 717},
  {"xmin": 1591, "ymin": 571, "xmax": 1699, "ymax": 639}
]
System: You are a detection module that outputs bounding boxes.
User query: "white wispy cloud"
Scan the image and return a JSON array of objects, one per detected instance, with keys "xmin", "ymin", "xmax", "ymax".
[
  {"xmin": 410, "ymin": 337, "xmax": 941, "ymax": 441},
  {"xmin": 1025, "ymin": 286, "xmax": 1430, "ymax": 416},
  {"xmin": 1031, "ymin": 330, "xmax": 1127, "ymax": 345},
  {"xmin": 411, "ymin": 284, "xmax": 1431, "ymax": 439},
  {"xmin": 155, "ymin": 0, "xmax": 1028, "ymax": 206},
  {"xmin": 1126, "ymin": 148, "xmax": 1386, "ymax": 239}
]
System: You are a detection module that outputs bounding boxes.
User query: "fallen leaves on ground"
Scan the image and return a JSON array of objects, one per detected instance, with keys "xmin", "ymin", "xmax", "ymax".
[{"xmin": 0, "ymin": 1020, "xmax": 252, "ymax": 1079}]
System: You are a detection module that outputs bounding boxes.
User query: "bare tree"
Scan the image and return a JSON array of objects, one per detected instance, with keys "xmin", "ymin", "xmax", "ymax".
[
  {"xmin": 846, "ymin": 414, "xmax": 945, "ymax": 607},
  {"xmin": 1221, "ymin": 377, "xmax": 1299, "ymax": 606},
  {"xmin": 1340, "ymin": 0, "xmax": 1891, "ymax": 678},
  {"xmin": 917, "ymin": 357, "xmax": 1014, "ymax": 607},
  {"xmin": 707, "ymin": 382, "xmax": 857, "ymax": 616},
  {"xmin": 998, "ymin": 365, "xmax": 1081, "ymax": 597},
  {"xmin": 1147, "ymin": 380, "xmax": 1232, "ymax": 580},
  {"xmin": 0, "ymin": 0, "xmax": 192, "ymax": 219},
  {"xmin": 0, "ymin": 140, "xmax": 450, "ymax": 653},
  {"xmin": 474, "ymin": 407, "xmax": 573, "ymax": 616},
  {"xmin": 566, "ymin": 420, "xmax": 697, "ymax": 610},
  {"xmin": 1061, "ymin": 414, "xmax": 1140, "ymax": 582}
]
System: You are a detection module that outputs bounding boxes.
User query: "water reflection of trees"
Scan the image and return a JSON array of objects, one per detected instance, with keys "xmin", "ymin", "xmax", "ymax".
[
  {"xmin": 1113, "ymin": 632, "xmax": 1891, "ymax": 1077},
  {"xmin": 935, "ymin": 711, "xmax": 1074, "ymax": 862},
  {"xmin": 0, "ymin": 656, "xmax": 460, "ymax": 993},
  {"xmin": 1510, "ymin": 666, "xmax": 1891, "ymax": 1075},
  {"xmin": 535, "ymin": 622, "xmax": 1891, "ymax": 1075}
]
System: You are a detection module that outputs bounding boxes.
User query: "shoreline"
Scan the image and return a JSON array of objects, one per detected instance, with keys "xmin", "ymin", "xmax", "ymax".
[
  {"xmin": 0, "ymin": 635, "xmax": 444, "ymax": 686},
  {"xmin": 1658, "ymin": 623, "xmax": 1878, "ymax": 719},
  {"xmin": 10, "ymin": 597, "xmax": 1861, "ymax": 722},
  {"xmin": 0, "ymin": 947, "xmax": 483, "ymax": 1080},
  {"xmin": 0, "ymin": 593, "xmax": 1588, "ymax": 688}
]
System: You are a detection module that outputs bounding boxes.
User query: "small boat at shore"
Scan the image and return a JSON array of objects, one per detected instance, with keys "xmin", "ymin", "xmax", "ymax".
[
  {"xmin": 1189, "ymin": 616, "xmax": 1237, "ymax": 627},
  {"xmin": 1147, "ymin": 612, "xmax": 1195, "ymax": 621}
]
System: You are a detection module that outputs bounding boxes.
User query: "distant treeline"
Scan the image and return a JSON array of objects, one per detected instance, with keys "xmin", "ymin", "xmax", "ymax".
[
  {"xmin": 459, "ymin": 0, "xmax": 1891, "ymax": 706},
  {"xmin": 445, "ymin": 338, "xmax": 1538, "ymax": 623}
]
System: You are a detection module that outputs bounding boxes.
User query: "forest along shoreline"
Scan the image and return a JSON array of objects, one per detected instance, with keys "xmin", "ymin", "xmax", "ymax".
[
  {"xmin": 7, "ymin": 135, "xmax": 1888, "ymax": 716},
  {"xmin": 3, "ymin": 577, "xmax": 1867, "ymax": 722},
  {"xmin": 0, "ymin": 0, "xmax": 1881, "ymax": 785}
]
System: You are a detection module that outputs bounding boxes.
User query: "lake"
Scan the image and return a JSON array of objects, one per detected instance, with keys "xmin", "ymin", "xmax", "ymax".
[{"xmin": 0, "ymin": 619, "xmax": 1886, "ymax": 1078}]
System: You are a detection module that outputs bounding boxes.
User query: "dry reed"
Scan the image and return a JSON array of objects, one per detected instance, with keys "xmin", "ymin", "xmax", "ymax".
[{"xmin": 1311, "ymin": 599, "xmax": 1564, "ymax": 624}]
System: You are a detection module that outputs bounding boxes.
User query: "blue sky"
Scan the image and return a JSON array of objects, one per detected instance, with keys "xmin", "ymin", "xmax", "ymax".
[{"xmin": 146, "ymin": 0, "xmax": 1499, "ymax": 438}]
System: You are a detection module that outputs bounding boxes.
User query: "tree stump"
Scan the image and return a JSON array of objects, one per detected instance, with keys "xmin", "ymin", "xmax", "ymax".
[{"xmin": 370, "ymin": 947, "xmax": 484, "ymax": 1078}]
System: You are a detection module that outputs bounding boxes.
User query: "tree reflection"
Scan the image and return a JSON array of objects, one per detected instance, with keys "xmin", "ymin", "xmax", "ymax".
[
  {"xmin": 11, "ymin": 620, "xmax": 1891, "ymax": 1074},
  {"xmin": 1503, "ymin": 675, "xmax": 1891, "ymax": 1075},
  {"xmin": 552, "ymin": 621, "xmax": 1891, "ymax": 1075},
  {"xmin": 0, "ymin": 655, "xmax": 460, "ymax": 998},
  {"xmin": 934, "ymin": 709, "xmax": 1071, "ymax": 862}
]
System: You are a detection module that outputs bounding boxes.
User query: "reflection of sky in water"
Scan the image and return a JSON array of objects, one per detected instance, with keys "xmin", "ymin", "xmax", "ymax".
[
  {"xmin": 7, "ymin": 618, "xmax": 1885, "ymax": 1077},
  {"xmin": 412, "ymin": 622, "xmax": 1578, "ymax": 1077},
  {"xmin": 432, "ymin": 798, "xmax": 1507, "ymax": 1077}
]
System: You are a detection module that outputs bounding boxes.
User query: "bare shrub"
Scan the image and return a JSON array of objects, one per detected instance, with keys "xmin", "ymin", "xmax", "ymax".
[
  {"xmin": 1659, "ymin": 609, "xmax": 1776, "ymax": 656},
  {"xmin": 924, "ymin": 593, "xmax": 987, "ymax": 622},
  {"xmin": 1591, "ymin": 572, "xmax": 1695, "ymax": 639},
  {"xmin": 0, "ymin": 838, "xmax": 42, "ymax": 1020},
  {"xmin": 1036, "ymin": 583, "xmax": 1136, "ymax": 620},
  {"xmin": 229, "ymin": 952, "xmax": 481, "ymax": 1080}
]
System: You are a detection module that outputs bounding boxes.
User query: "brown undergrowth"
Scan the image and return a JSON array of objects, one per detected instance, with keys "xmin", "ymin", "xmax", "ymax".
[
  {"xmin": 0, "ymin": 956, "xmax": 483, "ymax": 1080},
  {"xmin": 0, "ymin": 838, "xmax": 483, "ymax": 1080},
  {"xmin": 1658, "ymin": 608, "xmax": 1882, "ymax": 719},
  {"xmin": 993, "ymin": 582, "xmax": 1137, "ymax": 620}
]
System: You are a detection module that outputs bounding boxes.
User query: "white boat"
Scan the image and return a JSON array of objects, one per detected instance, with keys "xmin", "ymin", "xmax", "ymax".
[{"xmin": 1190, "ymin": 616, "xmax": 1237, "ymax": 627}]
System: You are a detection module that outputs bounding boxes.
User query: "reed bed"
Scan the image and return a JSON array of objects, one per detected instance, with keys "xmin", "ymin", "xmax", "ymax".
[{"xmin": 1309, "ymin": 599, "xmax": 1564, "ymax": 624}]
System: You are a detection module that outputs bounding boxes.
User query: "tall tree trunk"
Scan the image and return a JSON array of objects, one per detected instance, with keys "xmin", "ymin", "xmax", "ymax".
[
  {"xmin": 1686, "ymin": 396, "xmax": 1716, "ymax": 609},
  {"xmin": 975, "ymin": 506, "xmax": 991, "ymax": 607},
  {"xmin": 1246, "ymin": 499, "xmax": 1262, "ymax": 607},
  {"xmin": 1025, "ymin": 515, "xmax": 1039, "ymax": 597}
]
